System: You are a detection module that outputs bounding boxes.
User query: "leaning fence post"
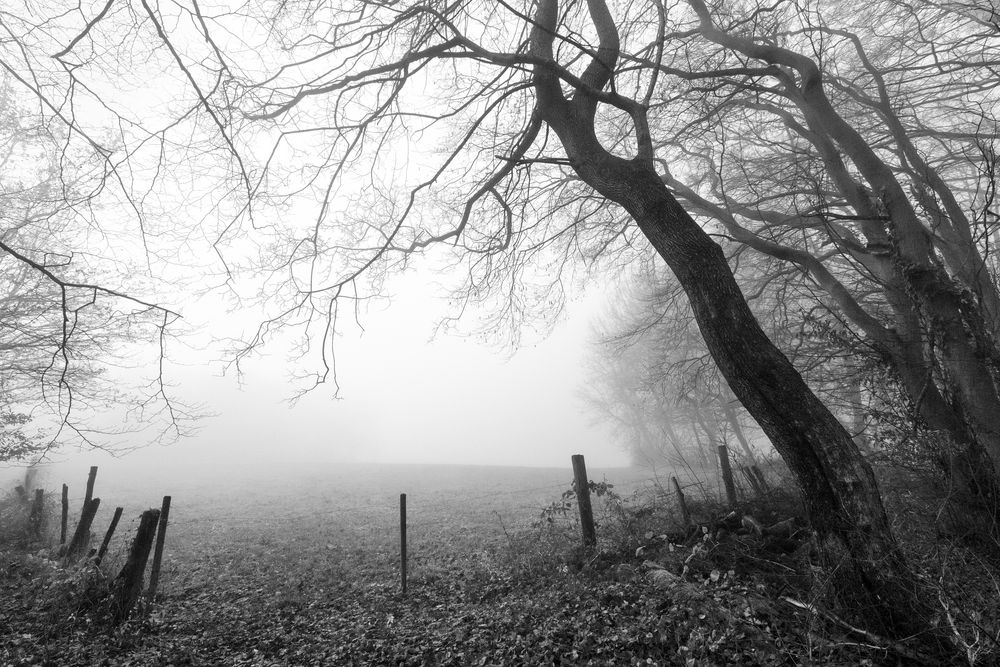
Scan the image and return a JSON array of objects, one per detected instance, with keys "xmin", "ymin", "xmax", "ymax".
[
  {"xmin": 112, "ymin": 509, "xmax": 160, "ymax": 622},
  {"xmin": 83, "ymin": 466, "xmax": 98, "ymax": 508},
  {"xmin": 96, "ymin": 507, "xmax": 124, "ymax": 566},
  {"xmin": 60, "ymin": 484, "xmax": 69, "ymax": 545},
  {"xmin": 571, "ymin": 454, "xmax": 597, "ymax": 548},
  {"xmin": 718, "ymin": 444, "xmax": 737, "ymax": 509},
  {"xmin": 399, "ymin": 493, "xmax": 407, "ymax": 595},
  {"xmin": 65, "ymin": 497, "xmax": 101, "ymax": 563},
  {"xmin": 146, "ymin": 496, "xmax": 171, "ymax": 601},
  {"xmin": 672, "ymin": 476, "xmax": 691, "ymax": 528}
]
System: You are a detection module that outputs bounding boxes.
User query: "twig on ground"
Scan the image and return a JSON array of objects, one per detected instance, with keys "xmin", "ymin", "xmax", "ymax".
[{"xmin": 780, "ymin": 596, "xmax": 948, "ymax": 666}]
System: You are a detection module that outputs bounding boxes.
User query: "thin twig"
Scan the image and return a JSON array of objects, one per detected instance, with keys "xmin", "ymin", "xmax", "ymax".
[{"xmin": 780, "ymin": 596, "xmax": 946, "ymax": 665}]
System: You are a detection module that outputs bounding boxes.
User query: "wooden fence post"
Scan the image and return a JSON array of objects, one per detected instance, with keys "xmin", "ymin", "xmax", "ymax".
[
  {"xmin": 399, "ymin": 493, "xmax": 407, "ymax": 595},
  {"xmin": 84, "ymin": 466, "xmax": 98, "ymax": 508},
  {"xmin": 65, "ymin": 497, "xmax": 100, "ymax": 563},
  {"xmin": 29, "ymin": 489, "xmax": 44, "ymax": 538},
  {"xmin": 96, "ymin": 507, "xmax": 124, "ymax": 566},
  {"xmin": 571, "ymin": 454, "xmax": 597, "ymax": 548},
  {"xmin": 112, "ymin": 509, "xmax": 159, "ymax": 622},
  {"xmin": 60, "ymin": 484, "xmax": 69, "ymax": 545},
  {"xmin": 672, "ymin": 476, "xmax": 691, "ymax": 528},
  {"xmin": 146, "ymin": 496, "xmax": 171, "ymax": 600},
  {"xmin": 718, "ymin": 444, "xmax": 737, "ymax": 509}
]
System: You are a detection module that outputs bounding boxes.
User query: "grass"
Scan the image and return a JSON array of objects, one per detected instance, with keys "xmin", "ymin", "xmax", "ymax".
[{"xmin": 1, "ymin": 460, "xmax": 998, "ymax": 665}]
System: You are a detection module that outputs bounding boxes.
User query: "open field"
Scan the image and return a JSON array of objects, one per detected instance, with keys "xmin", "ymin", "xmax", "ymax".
[
  {"xmin": 6, "ymin": 462, "xmax": 729, "ymax": 666},
  {"xmin": 3, "ymin": 461, "xmax": 995, "ymax": 665},
  {"xmin": 4, "ymin": 461, "xmax": 657, "ymax": 584}
]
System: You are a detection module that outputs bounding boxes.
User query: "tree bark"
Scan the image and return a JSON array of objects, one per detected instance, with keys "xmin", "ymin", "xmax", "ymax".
[
  {"xmin": 689, "ymin": 0, "xmax": 1000, "ymax": 491},
  {"xmin": 613, "ymin": 162, "xmax": 941, "ymax": 642},
  {"xmin": 529, "ymin": 0, "xmax": 946, "ymax": 648}
]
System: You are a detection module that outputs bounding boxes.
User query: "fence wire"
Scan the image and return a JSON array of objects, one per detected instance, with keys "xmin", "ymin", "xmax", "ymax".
[{"xmin": 4, "ymin": 459, "xmax": 775, "ymax": 599}]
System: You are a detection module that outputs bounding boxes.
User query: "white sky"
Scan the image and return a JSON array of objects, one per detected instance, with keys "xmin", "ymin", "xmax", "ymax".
[{"xmin": 44, "ymin": 272, "xmax": 631, "ymax": 472}]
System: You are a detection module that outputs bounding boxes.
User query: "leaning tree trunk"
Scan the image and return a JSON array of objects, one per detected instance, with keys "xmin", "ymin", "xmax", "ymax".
[
  {"xmin": 614, "ymin": 161, "xmax": 936, "ymax": 638},
  {"xmin": 687, "ymin": 0, "xmax": 1000, "ymax": 504},
  {"xmin": 528, "ymin": 0, "xmax": 946, "ymax": 650}
]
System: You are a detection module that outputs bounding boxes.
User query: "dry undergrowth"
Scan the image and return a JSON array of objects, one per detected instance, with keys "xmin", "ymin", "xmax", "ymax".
[{"xmin": 1, "ymin": 466, "xmax": 997, "ymax": 666}]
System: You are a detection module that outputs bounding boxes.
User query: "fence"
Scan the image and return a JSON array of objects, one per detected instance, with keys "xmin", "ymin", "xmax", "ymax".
[
  {"xmin": 1, "ymin": 466, "xmax": 172, "ymax": 621},
  {"xmin": 3, "ymin": 449, "xmax": 782, "ymax": 608}
]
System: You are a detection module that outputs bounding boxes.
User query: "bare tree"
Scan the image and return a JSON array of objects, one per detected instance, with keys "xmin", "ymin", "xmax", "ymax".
[
  {"xmin": 586, "ymin": 265, "xmax": 780, "ymax": 471},
  {"xmin": 7, "ymin": 0, "xmax": 983, "ymax": 647},
  {"xmin": 644, "ymin": 0, "xmax": 1000, "ymax": 508},
  {"xmin": 582, "ymin": 300, "xmax": 710, "ymax": 470},
  {"xmin": 0, "ymin": 74, "xmax": 193, "ymax": 460}
]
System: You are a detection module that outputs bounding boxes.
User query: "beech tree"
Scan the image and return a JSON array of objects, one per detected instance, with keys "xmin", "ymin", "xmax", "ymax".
[
  {"xmin": 8, "ymin": 0, "xmax": 989, "ymax": 648},
  {"xmin": 525, "ymin": 1, "xmax": 933, "ymax": 632},
  {"xmin": 646, "ymin": 0, "xmax": 1000, "ymax": 514}
]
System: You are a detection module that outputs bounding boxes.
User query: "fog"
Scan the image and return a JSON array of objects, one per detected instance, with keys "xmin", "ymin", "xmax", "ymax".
[
  {"xmin": 12, "ymin": 272, "xmax": 630, "ymax": 480},
  {"xmin": 0, "ymin": 5, "xmax": 640, "ymax": 479}
]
